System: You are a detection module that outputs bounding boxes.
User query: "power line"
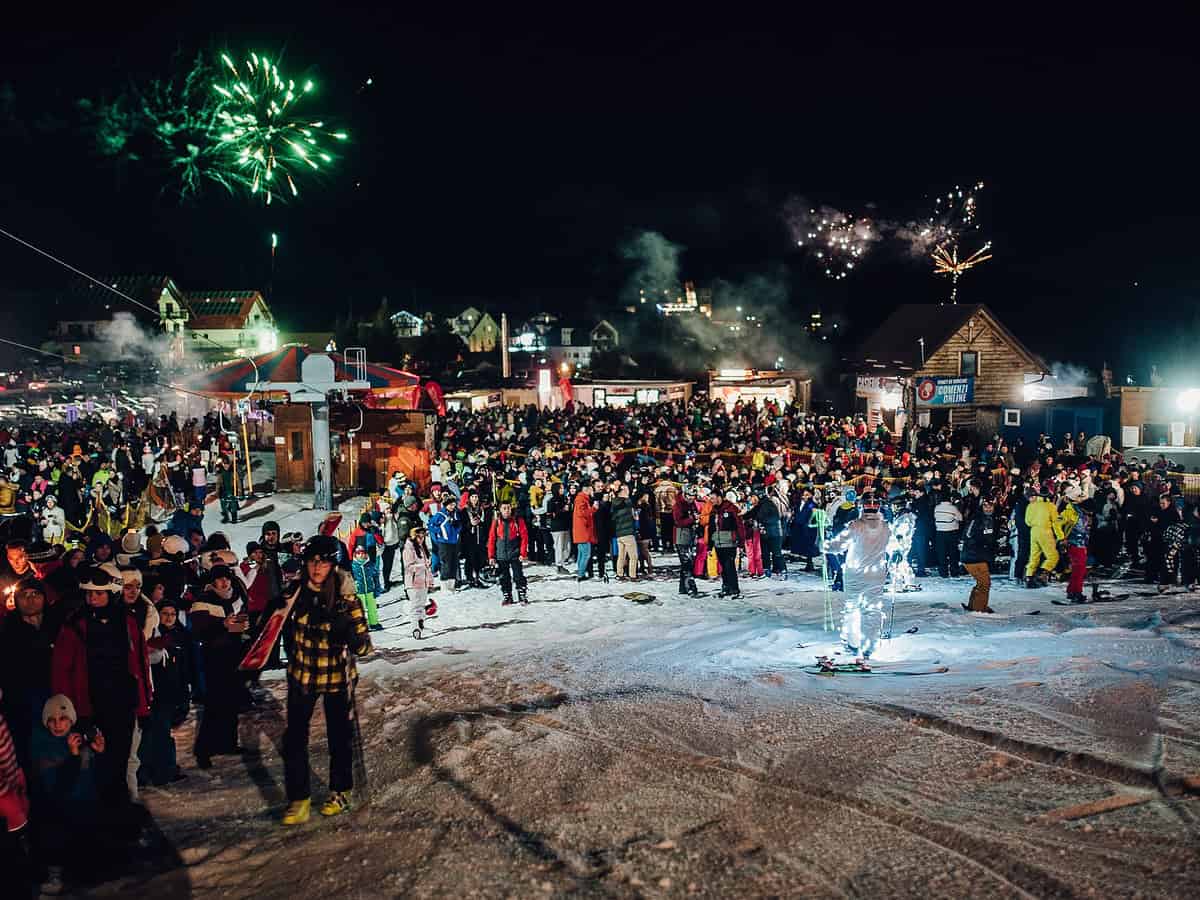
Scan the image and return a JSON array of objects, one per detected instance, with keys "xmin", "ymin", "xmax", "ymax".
[
  {"xmin": 0, "ymin": 226, "xmax": 163, "ymax": 321},
  {"xmin": 0, "ymin": 335, "xmax": 219, "ymax": 404},
  {"xmin": 0, "ymin": 225, "xmax": 251, "ymax": 358}
]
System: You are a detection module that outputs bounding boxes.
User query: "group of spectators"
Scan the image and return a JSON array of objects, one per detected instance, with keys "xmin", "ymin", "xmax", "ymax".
[{"xmin": 1, "ymin": 396, "xmax": 1196, "ymax": 890}]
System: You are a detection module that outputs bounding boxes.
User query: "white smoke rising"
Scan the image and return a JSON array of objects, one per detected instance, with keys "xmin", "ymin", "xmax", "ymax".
[
  {"xmin": 619, "ymin": 230, "xmax": 683, "ymax": 303},
  {"xmin": 94, "ymin": 312, "xmax": 184, "ymax": 367},
  {"xmin": 1047, "ymin": 362, "xmax": 1095, "ymax": 387}
]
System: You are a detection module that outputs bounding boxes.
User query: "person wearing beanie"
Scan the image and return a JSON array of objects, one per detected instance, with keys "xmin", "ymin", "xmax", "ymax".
[
  {"xmin": 350, "ymin": 545, "xmax": 382, "ymax": 630},
  {"xmin": 50, "ymin": 566, "xmax": 150, "ymax": 818},
  {"xmin": 278, "ymin": 535, "xmax": 372, "ymax": 826},
  {"xmin": 188, "ymin": 565, "xmax": 250, "ymax": 769},
  {"xmin": 30, "ymin": 692, "xmax": 104, "ymax": 895}
]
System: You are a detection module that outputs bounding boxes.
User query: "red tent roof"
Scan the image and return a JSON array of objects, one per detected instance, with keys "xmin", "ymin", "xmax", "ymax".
[{"xmin": 175, "ymin": 345, "xmax": 420, "ymax": 399}]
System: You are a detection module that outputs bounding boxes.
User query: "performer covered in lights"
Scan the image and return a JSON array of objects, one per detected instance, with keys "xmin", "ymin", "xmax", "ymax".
[
  {"xmin": 886, "ymin": 511, "xmax": 919, "ymax": 593},
  {"xmin": 823, "ymin": 494, "xmax": 891, "ymax": 658}
]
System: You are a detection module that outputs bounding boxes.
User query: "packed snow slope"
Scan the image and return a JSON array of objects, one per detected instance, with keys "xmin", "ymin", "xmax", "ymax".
[{"xmin": 85, "ymin": 492, "xmax": 1200, "ymax": 898}]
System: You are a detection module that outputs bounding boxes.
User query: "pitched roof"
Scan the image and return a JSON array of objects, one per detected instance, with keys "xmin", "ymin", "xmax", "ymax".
[
  {"xmin": 183, "ymin": 290, "xmax": 269, "ymax": 330},
  {"xmin": 53, "ymin": 275, "xmax": 182, "ymax": 323},
  {"xmin": 849, "ymin": 303, "xmax": 1048, "ymax": 373}
]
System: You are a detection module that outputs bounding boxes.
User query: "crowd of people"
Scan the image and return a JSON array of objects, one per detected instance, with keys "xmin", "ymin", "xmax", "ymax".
[
  {"xmin": 0, "ymin": 396, "xmax": 1195, "ymax": 891},
  {"xmin": 0, "ymin": 412, "xmax": 374, "ymax": 893}
]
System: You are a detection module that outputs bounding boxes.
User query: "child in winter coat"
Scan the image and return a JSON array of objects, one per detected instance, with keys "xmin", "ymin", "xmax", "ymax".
[
  {"xmin": 350, "ymin": 545, "xmax": 381, "ymax": 631},
  {"xmin": 31, "ymin": 694, "xmax": 104, "ymax": 893},
  {"xmin": 403, "ymin": 526, "xmax": 435, "ymax": 639}
]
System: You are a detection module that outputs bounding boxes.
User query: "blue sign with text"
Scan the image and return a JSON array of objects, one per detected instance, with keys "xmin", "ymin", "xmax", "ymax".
[{"xmin": 916, "ymin": 376, "xmax": 975, "ymax": 405}]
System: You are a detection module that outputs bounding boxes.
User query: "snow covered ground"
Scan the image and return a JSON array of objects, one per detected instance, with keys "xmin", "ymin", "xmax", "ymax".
[{"xmin": 83, "ymin": 489, "xmax": 1200, "ymax": 898}]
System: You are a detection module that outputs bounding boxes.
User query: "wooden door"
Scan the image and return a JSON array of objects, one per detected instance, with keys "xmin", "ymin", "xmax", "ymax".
[{"xmin": 287, "ymin": 429, "xmax": 309, "ymax": 488}]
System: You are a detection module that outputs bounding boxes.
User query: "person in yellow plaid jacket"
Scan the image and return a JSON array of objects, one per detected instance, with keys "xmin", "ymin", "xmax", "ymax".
[{"xmin": 280, "ymin": 535, "xmax": 372, "ymax": 826}]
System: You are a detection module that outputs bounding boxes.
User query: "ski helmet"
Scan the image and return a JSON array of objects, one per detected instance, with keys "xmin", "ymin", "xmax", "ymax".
[{"xmin": 302, "ymin": 534, "xmax": 342, "ymax": 563}]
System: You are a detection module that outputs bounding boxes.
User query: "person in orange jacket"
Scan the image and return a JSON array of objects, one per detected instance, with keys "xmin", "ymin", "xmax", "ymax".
[{"xmin": 572, "ymin": 484, "xmax": 596, "ymax": 581}]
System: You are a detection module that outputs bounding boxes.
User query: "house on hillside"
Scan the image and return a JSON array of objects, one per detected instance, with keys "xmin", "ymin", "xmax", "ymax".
[
  {"xmin": 543, "ymin": 320, "xmax": 625, "ymax": 370},
  {"xmin": 183, "ymin": 290, "xmax": 278, "ymax": 358},
  {"xmin": 463, "ymin": 312, "xmax": 501, "ymax": 353},
  {"xmin": 448, "ymin": 307, "xmax": 483, "ymax": 341},
  {"xmin": 846, "ymin": 303, "xmax": 1050, "ymax": 436},
  {"xmin": 390, "ymin": 309, "xmax": 425, "ymax": 338},
  {"xmin": 50, "ymin": 275, "xmax": 190, "ymax": 362}
]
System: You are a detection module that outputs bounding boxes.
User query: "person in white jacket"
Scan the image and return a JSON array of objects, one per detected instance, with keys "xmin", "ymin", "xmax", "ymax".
[
  {"xmin": 41, "ymin": 495, "xmax": 66, "ymax": 543},
  {"xmin": 403, "ymin": 525, "xmax": 435, "ymax": 639},
  {"xmin": 933, "ymin": 492, "xmax": 964, "ymax": 577},
  {"xmin": 824, "ymin": 497, "xmax": 891, "ymax": 658}
]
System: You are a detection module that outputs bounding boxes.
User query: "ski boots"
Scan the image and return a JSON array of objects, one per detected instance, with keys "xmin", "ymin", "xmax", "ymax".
[
  {"xmin": 412, "ymin": 618, "xmax": 425, "ymax": 640},
  {"xmin": 1025, "ymin": 576, "xmax": 1047, "ymax": 589},
  {"xmin": 518, "ymin": 589, "xmax": 529, "ymax": 605},
  {"xmin": 501, "ymin": 595, "xmax": 514, "ymax": 606},
  {"xmin": 320, "ymin": 791, "xmax": 350, "ymax": 817},
  {"xmin": 1066, "ymin": 592, "xmax": 1088, "ymax": 603},
  {"xmin": 369, "ymin": 623, "xmax": 384, "ymax": 632},
  {"xmin": 281, "ymin": 798, "xmax": 311, "ymax": 826}
]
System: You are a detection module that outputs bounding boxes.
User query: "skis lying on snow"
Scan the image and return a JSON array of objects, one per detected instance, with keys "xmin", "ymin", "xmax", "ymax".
[
  {"xmin": 623, "ymin": 591, "xmax": 657, "ymax": 604},
  {"xmin": 803, "ymin": 655, "xmax": 949, "ymax": 676}
]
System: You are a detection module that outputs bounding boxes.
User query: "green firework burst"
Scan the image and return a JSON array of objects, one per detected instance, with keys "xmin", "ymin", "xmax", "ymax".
[{"xmin": 212, "ymin": 52, "xmax": 347, "ymax": 204}]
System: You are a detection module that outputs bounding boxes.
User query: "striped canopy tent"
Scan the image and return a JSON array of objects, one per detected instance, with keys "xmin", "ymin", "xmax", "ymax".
[{"xmin": 174, "ymin": 344, "xmax": 422, "ymax": 401}]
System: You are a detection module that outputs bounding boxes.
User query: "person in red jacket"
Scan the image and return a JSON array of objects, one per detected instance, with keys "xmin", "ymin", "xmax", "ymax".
[
  {"xmin": 50, "ymin": 565, "xmax": 151, "ymax": 814},
  {"xmin": 672, "ymin": 485, "xmax": 700, "ymax": 596},
  {"xmin": 488, "ymin": 500, "xmax": 530, "ymax": 605},
  {"xmin": 572, "ymin": 484, "xmax": 596, "ymax": 581}
]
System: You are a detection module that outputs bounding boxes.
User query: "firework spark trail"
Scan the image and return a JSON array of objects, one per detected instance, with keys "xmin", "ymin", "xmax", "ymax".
[
  {"xmin": 787, "ymin": 202, "xmax": 879, "ymax": 280},
  {"xmin": 926, "ymin": 181, "xmax": 991, "ymax": 303},
  {"xmin": 932, "ymin": 241, "xmax": 993, "ymax": 304},
  {"xmin": 212, "ymin": 52, "xmax": 348, "ymax": 204}
]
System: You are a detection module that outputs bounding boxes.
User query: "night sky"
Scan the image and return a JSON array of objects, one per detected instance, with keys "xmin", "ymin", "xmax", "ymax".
[{"xmin": 4, "ymin": 10, "xmax": 1200, "ymax": 380}]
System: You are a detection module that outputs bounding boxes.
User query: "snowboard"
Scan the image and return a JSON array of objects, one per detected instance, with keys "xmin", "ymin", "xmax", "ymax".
[
  {"xmin": 1052, "ymin": 596, "xmax": 1128, "ymax": 606},
  {"xmin": 239, "ymin": 591, "xmax": 297, "ymax": 671}
]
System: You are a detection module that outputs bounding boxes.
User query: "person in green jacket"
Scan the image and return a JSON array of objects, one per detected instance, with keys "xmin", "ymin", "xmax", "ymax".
[{"xmin": 611, "ymin": 483, "xmax": 638, "ymax": 579}]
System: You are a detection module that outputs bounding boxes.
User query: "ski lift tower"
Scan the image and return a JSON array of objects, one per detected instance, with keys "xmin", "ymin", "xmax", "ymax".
[{"xmin": 251, "ymin": 351, "xmax": 370, "ymax": 511}]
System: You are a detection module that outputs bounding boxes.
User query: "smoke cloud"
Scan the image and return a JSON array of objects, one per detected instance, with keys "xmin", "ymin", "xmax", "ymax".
[
  {"xmin": 94, "ymin": 312, "xmax": 184, "ymax": 367},
  {"xmin": 619, "ymin": 230, "xmax": 683, "ymax": 304},
  {"xmin": 1046, "ymin": 361, "xmax": 1095, "ymax": 387}
]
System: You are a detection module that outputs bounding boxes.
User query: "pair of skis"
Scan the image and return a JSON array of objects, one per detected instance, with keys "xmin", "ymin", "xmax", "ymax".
[{"xmin": 803, "ymin": 655, "xmax": 949, "ymax": 677}]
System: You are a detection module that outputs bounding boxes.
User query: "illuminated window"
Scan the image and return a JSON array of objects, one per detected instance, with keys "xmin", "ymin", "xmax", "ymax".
[{"xmin": 1004, "ymin": 409, "xmax": 1021, "ymax": 427}]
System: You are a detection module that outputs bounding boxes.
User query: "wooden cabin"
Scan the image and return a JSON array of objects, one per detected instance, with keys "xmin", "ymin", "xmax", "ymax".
[
  {"xmin": 849, "ymin": 304, "xmax": 1049, "ymax": 438},
  {"xmin": 273, "ymin": 405, "xmax": 434, "ymax": 494}
]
